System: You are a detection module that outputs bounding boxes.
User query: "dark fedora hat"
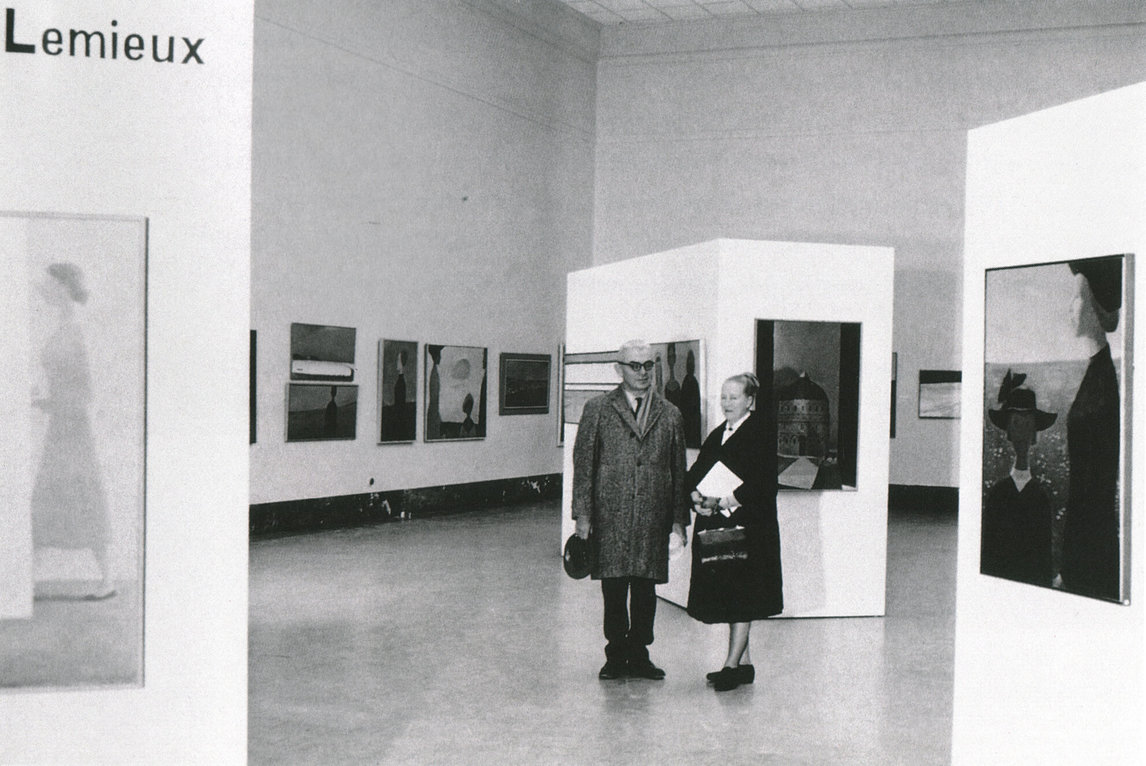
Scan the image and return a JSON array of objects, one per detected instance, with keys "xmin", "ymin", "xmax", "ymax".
[
  {"xmin": 563, "ymin": 534, "xmax": 592, "ymax": 580},
  {"xmin": 1069, "ymin": 256, "xmax": 1123, "ymax": 314},
  {"xmin": 988, "ymin": 387, "xmax": 1057, "ymax": 432}
]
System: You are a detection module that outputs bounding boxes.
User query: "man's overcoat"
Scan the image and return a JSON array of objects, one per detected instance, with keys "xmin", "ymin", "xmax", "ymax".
[{"xmin": 572, "ymin": 387, "xmax": 689, "ymax": 583}]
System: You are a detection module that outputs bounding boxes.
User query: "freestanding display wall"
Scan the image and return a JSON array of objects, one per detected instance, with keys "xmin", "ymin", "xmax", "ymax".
[
  {"xmin": 953, "ymin": 83, "xmax": 1146, "ymax": 763},
  {"xmin": 563, "ymin": 238, "xmax": 894, "ymax": 617}
]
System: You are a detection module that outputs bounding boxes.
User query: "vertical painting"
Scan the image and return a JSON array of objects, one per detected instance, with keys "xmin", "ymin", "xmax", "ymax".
[
  {"xmin": 379, "ymin": 339, "xmax": 417, "ymax": 443},
  {"xmin": 289, "ymin": 322, "xmax": 356, "ymax": 382},
  {"xmin": 983, "ymin": 254, "xmax": 1133, "ymax": 603},
  {"xmin": 755, "ymin": 320, "xmax": 861, "ymax": 491},
  {"xmin": 287, "ymin": 384, "xmax": 358, "ymax": 441},
  {"xmin": 425, "ymin": 344, "xmax": 488, "ymax": 441},
  {"xmin": 250, "ymin": 330, "xmax": 257, "ymax": 444},
  {"xmin": 562, "ymin": 341, "xmax": 705, "ymax": 448},
  {"xmin": 556, "ymin": 344, "xmax": 566, "ymax": 446},
  {"xmin": 0, "ymin": 212, "xmax": 146, "ymax": 690},
  {"xmin": 918, "ymin": 370, "xmax": 962, "ymax": 419},
  {"xmin": 499, "ymin": 353, "xmax": 551, "ymax": 415},
  {"xmin": 890, "ymin": 352, "xmax": 897, "ymax": 438}
]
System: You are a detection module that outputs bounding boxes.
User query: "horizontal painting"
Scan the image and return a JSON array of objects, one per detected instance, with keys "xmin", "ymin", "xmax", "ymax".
[
  {"xmin": 0, "ymin": 212, "xmax": 146, "ymax": 690},
  {"xmin": 379, "ymin": 339, "xmax": 417, "ymax": 443},
  {"xmin": 983, "ymin": 254, "xmax": 1133, "ymax": 603},
  {"xmin": 562, "ymin": 340, "xmax": 704, "ymax": 448},
  {"xmin": 290, "ymin": 322, "xmax": 356, "ymax": 382},
  {"xmin": 425, "ymin": 344, "xmax": 487, "ymax": 441},
  {"xmin": 287, "ymin": 384, "xmax": 358, "ymax": 441},
  {"xmin": 756, "ymin": 320, "xmax": 860, "ymax": 491},
  {"xmin": 918, "ymin": 370, "xmax": 962, "ymax": 419},
  {"xmin": 499, "ymin": 353, "xmax": 550, "ymax": 415}
]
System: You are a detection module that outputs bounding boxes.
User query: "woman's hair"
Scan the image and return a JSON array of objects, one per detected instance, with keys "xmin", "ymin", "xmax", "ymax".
[
  {"xmin": 726, "ymin": 372, "xmax": 760, "ymax": 399},
  {"xmin": 47, "ymin": 262, "xmax": 89, "ymax": 304}
]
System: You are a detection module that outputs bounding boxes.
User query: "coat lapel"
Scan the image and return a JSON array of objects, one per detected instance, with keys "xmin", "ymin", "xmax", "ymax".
[{"xmin": 608, "ymin": 388, "xmax": 640, "ymax": 435}]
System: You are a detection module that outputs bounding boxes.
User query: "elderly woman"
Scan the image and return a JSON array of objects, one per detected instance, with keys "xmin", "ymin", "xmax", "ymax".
[{"xmin": 686, "ymin": 372, "xmax": 782, "ymax": 691}]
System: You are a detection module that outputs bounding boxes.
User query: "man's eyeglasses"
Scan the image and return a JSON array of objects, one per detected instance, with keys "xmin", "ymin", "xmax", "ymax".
[{"xmin": 617, "ymin": 360, "xmax": 656, "ymax": 372}]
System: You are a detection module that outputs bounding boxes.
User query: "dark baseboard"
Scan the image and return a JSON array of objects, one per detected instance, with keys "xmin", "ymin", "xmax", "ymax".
[
  {"xmin": 250, "ymin": 473, "xmax": 562, "ymax": 538},
  {"xmin": 887, "ymin": 484, "xmax": 959, "ymax": 514}
]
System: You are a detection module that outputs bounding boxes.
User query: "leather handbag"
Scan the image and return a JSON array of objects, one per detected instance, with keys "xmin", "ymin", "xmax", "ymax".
[{"xmin": 695, "ymin": 525, "xmax": 749, "ymax": 565}]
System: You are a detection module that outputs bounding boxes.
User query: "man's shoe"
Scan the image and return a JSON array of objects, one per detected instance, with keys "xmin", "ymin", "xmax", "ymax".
[
  {"xmin": 706, "ymin": 664, "xmax": 754, "ymax": 684},
  {"xmin": 712, "ymin": 666, "xmax": 742, "ymax": 692},
  {"xmin": 598, "ymin": 661, "xmax": 626, "ymax": 680},
  {"xmin": 628, "ymin": 659, "xmax": 666, "ymax": 680}
]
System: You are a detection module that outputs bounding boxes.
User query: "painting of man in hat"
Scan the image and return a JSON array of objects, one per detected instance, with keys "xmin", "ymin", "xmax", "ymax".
[{"xmin": 981, "ymin": 370, "xmax": 1057, "ymax": 587}]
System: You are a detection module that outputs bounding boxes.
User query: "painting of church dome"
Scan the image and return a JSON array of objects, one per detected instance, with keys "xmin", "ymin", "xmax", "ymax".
[{"xmin": 777, "ymin": 372, "xmax": 831, "ymax": 458}]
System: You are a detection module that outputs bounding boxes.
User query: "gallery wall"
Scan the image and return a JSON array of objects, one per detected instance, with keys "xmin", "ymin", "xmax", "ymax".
[
  {"xmin": 952, "ymin": 82, "xmax": 1146, "ymax": 764},
  {"xmin": 250, "ymin": 0, "xmax": 598, "ymax": 505},
  {"xmin": 590, "ymin": 0, "xmax": 1146, "ymax": 488},
  {"xmin": 0, "ymin": 1, "xmax": 252, "ymax": 763}
]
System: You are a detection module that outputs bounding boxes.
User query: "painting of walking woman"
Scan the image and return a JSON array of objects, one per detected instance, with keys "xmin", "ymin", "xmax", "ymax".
[
  {"xmin": 984, "ymin": 254, "xmax": 1133, "ymax": 603},
  {"xmin": 0, "ymin": 212, "xmax": 146, "ymax": 689}
]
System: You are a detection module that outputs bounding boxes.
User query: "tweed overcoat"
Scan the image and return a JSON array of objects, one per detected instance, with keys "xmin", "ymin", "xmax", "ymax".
[{"xmin": 572, "ymin": 387, "xmax": 689, "ymax": 583}]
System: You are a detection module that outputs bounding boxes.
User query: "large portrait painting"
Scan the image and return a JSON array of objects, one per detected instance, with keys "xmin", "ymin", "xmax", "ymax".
[
  {"xmin": 379, "ymin": 339, "xmax": 417, "ymax": 443},
  {"xmin": 562, "ymin": 340, "xmax": 705, "ymax": 449},
  {"xmin": 755, "ymin": 320, "xmax": 861, "ymax": 491},
  {"xmin": 290, "ymin": 322, "xmax": 356, "ymax": 382},
  {"xmin": 425, "ymin": 344, "xmax": 488, "ymax": 442},
  {"xmin": 287, "ymin": 384, "xmax": 358, "ymax": 442},
  {"xmin": 983, "ymin": 254, "xmax": 1133, "ymax": 603},
  {"xmin": 0, "ymin": 212, "xmax": 146, "ymax": 689}
]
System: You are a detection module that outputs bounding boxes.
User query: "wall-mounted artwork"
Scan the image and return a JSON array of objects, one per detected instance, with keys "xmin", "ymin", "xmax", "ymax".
[
  {"xmin": 755, "ymin": 320, "xmax": 861, "ymax": 491},
  {"xmin": 287, "ymin": 384, "xmax": 358, "ymax": 441},
  {"xmin": 556, "ymin": 345, "xmax": 566, "ymax": 447},
  {"xmin": 499, "ymin": 353, "xmax": 551, "ymax": 415},
  {"xmin": 250, "ymin": 330, "xmax": 257, "ymax": 444},
  {"xmin": 918, "ymin": 370, "xmax": 962, "ymax": 419},
  {"xmin": 983, "ymin": 254, "xmax": 1133, "ymax": 604},
  {"xmin": 290, "ymin": 322, "xmax": 356, "ymax": 382},
  {"xmin": 890, "ymin": 352, "xmax": 897, "ymax": 438},
  {"xmin": 562, "ymin": 340, "xmax": 705, "ymax": 448},
  {"xmin": 0, "ymin": 212, "xmax": 146, "ymax": 689},
  {"xmin": 425, "ymin": 344, "xmax": 487, "ymax": 441},
  {"xmin": 379, "ymin": 339, "xmax": 417, "ymax": 443}
]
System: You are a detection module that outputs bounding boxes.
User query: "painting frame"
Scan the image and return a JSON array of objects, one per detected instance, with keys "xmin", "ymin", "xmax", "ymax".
[
  {"xmin": 982, "ymin": 253, "xmax": 1133, "ymax": 604},
  {"xmin": 378, "ymin": 339, "xmax": 418, "ymax": 444},
  {"xmin": 289, "ymin": 322, "xmax": 356, "ymax": 382},
  {"xmin": 424, "ymin": 343, "xmax": 488, "ymax": 442},
  {"xmin": 499, "ymin": 352, "xmax": 551, "ymax": 416},
  {"xmin": 286, "ymin": 383, "xmax": 359, "ymax": 442},
  {"xmin": 918, "ymin": 369, "xmax": 962, "ymax": 419}
]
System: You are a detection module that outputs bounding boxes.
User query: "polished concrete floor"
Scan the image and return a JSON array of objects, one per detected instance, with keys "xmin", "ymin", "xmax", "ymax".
[{"xmin": 249, "ymin": 501, "xmax": 955, "ymax": 765}]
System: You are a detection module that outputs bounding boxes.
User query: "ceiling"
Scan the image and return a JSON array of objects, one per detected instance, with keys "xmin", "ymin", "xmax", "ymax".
[{"xmin": 552, "ymin": 0, "xmax": 982, "ymax": 25}]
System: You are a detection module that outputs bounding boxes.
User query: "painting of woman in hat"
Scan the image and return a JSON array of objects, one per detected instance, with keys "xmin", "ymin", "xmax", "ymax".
[
  {"xmin": 981, "ymin": 370, "xmax": 1056, "ymax": 588},
  {"xmin": 1059, "ymin": 256, "xmax": 1123, "ymax": 601}
]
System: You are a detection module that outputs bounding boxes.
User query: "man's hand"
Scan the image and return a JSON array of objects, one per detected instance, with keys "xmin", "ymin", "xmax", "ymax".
[
  {"xmin": 672, "ymin": 523, "xmax": 686, "ymax": 547},
  {"xmin": 575, "ymin": 516, "xmax": 591, "ymax": 540}
]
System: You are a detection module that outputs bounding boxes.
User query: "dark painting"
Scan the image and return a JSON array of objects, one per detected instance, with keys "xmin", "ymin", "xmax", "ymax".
[
  {"xmin": 287, "ymin": 384, "xmax": 358, "ymax": 441},
  {"xmin": 499, "ymin": 353, "xmax": 550, "ymax": 415},
  {"xmin": 290, "ymin": 323, "xmax": 356, "ymax": 382},
  {"xmin": 379, "ymin": 339, "xmax": 417, "ymax": 443}
]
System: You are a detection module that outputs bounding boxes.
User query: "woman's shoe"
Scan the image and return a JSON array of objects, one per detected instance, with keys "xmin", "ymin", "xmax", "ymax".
[
  {"xmin": 712, "ymin": 666, "xmax": 742, "ymax": 692},
  {"xmin": 706, "ymin": 664, "xmax": 754, "ymax": 684}
]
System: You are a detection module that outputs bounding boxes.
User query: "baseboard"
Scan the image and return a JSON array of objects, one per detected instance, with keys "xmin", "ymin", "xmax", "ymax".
[
  {"xmin": 250, "ymin": 473, "xmax": 562, "ymax": 538},
  {"xmin": 887, "ymin": 484, "xmax": 959, "ymax": 514}
]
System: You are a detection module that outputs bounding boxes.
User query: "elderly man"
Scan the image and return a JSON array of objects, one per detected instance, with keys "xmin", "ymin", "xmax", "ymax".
[{"xmin": 573, "ymin": 339, "xmax": 689, "ymax": 680}]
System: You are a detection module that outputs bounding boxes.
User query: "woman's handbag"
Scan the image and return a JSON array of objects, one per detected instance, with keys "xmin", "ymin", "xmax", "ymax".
[{"xmin": 695, "ymin": 525, "xmax": 749, "ymax": 565}]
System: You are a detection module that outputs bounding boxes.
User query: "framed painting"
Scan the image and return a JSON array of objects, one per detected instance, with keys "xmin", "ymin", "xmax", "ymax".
[
  {"xmin": 983, "ymin": 254, "xmax": 1133, "ymax": 603},
  {"xmin": 0, "ymin": 212, "xmax": 147, "ymax": 689},
  {"xmin": 918, "ymin": 370, "xmax": 962, "ymax": 419},
  {"xmin": 379, "ymin": 339, "xmax": 417, "ymax": 443},
  {"xmin": 556, "ymin": 344, "xmax": 565, "ymax": 447},
  {"xmin": 250, "ymin": 330, "xmax": 257, "ymax": 444},
  {"xmin": 890, "ymin": 352, "xmax": 897, "ymax": 438},
  {"xmin": 290, "ymin": 322, "xmax": 356, "ymax": 382},
  {"xmin": 499, "ymin": 353, "xmax": 550, "ymax": 415},
  {"xmin": 424, "ymin": 344, "xmax": 487, "ymax": 442},
  {"xmin": 755, "ymin": 320, "xmax": 861, "ymax": 491},
  {"xmin": 286, "ymin": 383, "xmax": 358, "ymax": 441}
]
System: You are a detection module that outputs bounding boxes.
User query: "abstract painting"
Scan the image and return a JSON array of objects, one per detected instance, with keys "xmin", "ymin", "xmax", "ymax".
[
  {"xmin": 0, "ymin": 212, "xmax": 146, "ymax": 689},
  {"xmin": 290, "ymin": 322, "xmax": 356, "ymax": 382},
  {"xmin": 379, "ymin": 339, "xmax": 417, "ymax": 443},
  {"xmin": 287, "ymin": 384, "xmax": 358, "ymax": 441},
  {"xmin": 499, "ymin": 353, "xmax": 550, "ymax": 415},
  {"xmin": 425, "ymin": 344, "xmax": 487, "ymax": 441},
  {"xmin": 983, "ymin": 254, "xmax": 1133, "ymax": 603},
  {"xmin": 755, "ymin": 320, "xmax": 861, "ymax": 491},
  {"xmin": 918, "ymin": 370, "xmax": 962, "ymax": 419}
]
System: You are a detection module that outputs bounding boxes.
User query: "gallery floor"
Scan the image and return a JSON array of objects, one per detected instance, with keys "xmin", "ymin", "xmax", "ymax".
[{"xmin": 249, "ymin": 499, "xmax": 956, "ymax": 765}]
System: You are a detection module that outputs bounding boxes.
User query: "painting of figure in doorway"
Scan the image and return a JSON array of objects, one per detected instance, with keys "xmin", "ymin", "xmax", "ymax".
[
  {"xmin": 983, "ymin": 254, "xmax": 1133, "ymax": 603},
  {"xmin": 0, "ymin": 212, "xmax": 146, "ymax": 690},
  {"xmin": 379, "ymin": 340, "xmax": 417, "ymax": 443},
  {"xmin": 425, "ymin": 344, "xmax": 487, "ymax": 441},
  {"xmin": 287, "ymin": 384, "xmax": 358, "ymax": 441}
]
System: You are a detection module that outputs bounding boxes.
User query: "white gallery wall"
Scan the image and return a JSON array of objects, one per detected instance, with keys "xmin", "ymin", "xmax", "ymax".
[
  {"xmin": 952, "ymin": 83, "xmax": 1146, "ymax": 764},
  {"xmin": 0, "ymin": 2, "xmax": 252, "ymax": 764},
  {"xmin": 591, "ymin": 1, "xmax": 1146, "ymax": 489},
  {"xmin": 563, "ymin": 239, "xmax": 893, "ymax": 617},
  {"xmin": 249, "ymin": 0, "xmax": 597, "ymax": 505}
]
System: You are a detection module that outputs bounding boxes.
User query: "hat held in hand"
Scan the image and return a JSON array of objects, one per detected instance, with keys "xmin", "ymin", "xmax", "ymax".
[{"xmin": 563, "ymin": 533, "xmax": 592, "ymax": 580}]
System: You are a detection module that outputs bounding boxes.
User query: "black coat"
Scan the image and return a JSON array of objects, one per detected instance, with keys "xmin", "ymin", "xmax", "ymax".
[
  {"xmin": 981, "ymin": 475, "xmax": 1053, "ymax": 587},
  {"xmin": 685, "ymin": 412, "xmax": 783, "ymax": 622}
]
